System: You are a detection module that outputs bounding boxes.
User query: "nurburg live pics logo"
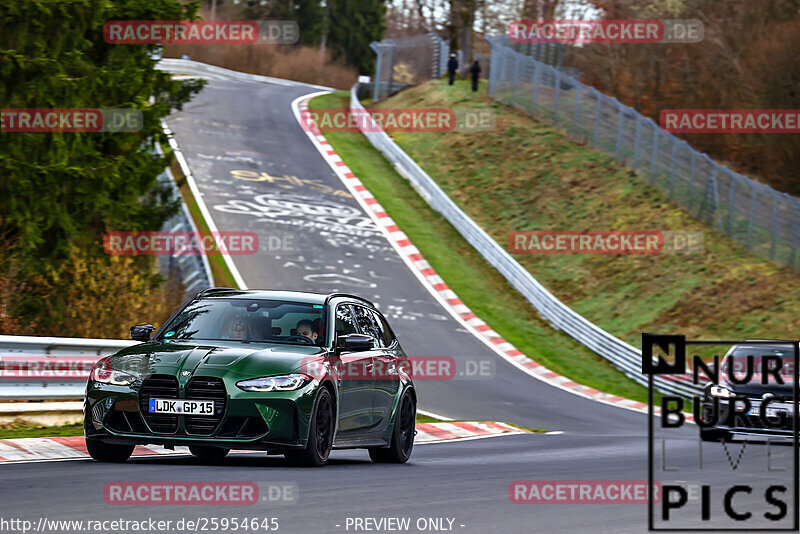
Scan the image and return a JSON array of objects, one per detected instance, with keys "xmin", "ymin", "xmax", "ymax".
[{"xmin": 642, "ymin": 333, "xmax": 800, "ymax": 531}]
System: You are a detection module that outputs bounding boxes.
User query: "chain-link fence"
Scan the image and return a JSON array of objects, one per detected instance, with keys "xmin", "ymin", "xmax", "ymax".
[
  {"xmin": 370, "ymin": 33, "xmax": 449, "ymax": 102},
  {"xmin": 488, "ymin": 36, "xmax": 800, "ymax": 270}
]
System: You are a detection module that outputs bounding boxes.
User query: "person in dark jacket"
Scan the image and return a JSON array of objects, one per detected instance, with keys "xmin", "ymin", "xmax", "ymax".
[
  {"xmin": 447, "ymin": 54, "xmax": 458, "ymax": 85},
  {"xmin": 470, "ymin": 60, "xmax": 481, "ymax": 92}
]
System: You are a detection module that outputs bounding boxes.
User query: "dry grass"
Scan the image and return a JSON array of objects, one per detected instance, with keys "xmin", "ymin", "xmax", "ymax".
[{"xmin": 163, "ymin": 43, "xmax": 359, "ymax": 89}]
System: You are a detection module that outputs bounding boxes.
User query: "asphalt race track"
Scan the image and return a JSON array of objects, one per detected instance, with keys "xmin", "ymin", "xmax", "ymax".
[{"xmin": 4, "ymin": 72, "xmax": 796, "ymax": 533}]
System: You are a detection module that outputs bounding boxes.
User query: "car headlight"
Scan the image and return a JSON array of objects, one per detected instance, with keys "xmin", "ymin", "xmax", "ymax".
[
  {"xmin": 709, "ymin": 384, "xmax": 733, "ymax": 398},
  {"xmin": 90, "ymin": 357, "xmax": 136, "ymax": 386},
  {"xmin": 236, "ymin": 374, "xmax": 311, "ymax": 392}
]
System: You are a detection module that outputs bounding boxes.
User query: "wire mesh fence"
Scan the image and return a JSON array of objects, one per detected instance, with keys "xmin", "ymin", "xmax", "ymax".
[
  {"xmin": 370, "ymin": 33, "xmax": 449, "ymax": 102},
  {"xmin": 487, "ymin": 36, "xmax": 800, "ymax": 270}
]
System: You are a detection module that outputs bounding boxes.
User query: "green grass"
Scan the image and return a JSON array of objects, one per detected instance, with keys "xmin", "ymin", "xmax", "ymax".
[
  {"xmin": 166, "ymin": 155, "xmax": 239, "ymax": 289},
  {"xmin": 371, "ymin": 79, "xmax": 800, "ymax": 347},
  {"xmin": 415, "ymin": 413, "xmax": 444, "ymax": 424},
  {"xmin": 0, "ymin": 420, "xmax": 83, "ymax": 439},
  {"xmin": 310, "ymin": 92, "xmax": 655, "ymax": 405}
]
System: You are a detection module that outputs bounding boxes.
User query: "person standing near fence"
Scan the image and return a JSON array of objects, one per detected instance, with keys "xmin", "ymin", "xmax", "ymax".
[
  {"xmin": 470, "ymin": 60, "xmax": 481, "ymax": 92},
  {"xmin": 447, "ymin": 54, "xmax": 458, "ymax": 85}
]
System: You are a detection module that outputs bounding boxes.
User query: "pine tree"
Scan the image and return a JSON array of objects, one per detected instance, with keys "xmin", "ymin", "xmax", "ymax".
[{"xmin": 0, "ymin": 0, "xmax": 205, "ymax": 274}]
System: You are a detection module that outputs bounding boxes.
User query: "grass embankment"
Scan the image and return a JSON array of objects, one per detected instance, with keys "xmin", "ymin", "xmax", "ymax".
[
  {"xmin": 0, "ymin": 420, "xmax": 83, "ymax": 439},
  {"xmin": 166, "ymin": 155, "xmax": 239, "ymax": 289},
  {"xmin": 311, "ymin": 79, "xmax": 800, "ymax": 404},
  {"xmin": 309, "ymin": 92, "xmax": 655, "ymax": 404},
  {"xmin": 375, "ymin": 79, "xmax": 800, "ymax": 346}
]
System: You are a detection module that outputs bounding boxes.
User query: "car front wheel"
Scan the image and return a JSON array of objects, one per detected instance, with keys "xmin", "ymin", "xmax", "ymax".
[
  {"xmin": 369, "ymin": 391, "xmax": 415, "ymax": 464},
  {"xmin": 284, "ymin": 387, "xmax": 334, "ymax": 467},
  {"xmin": 86, "ymin": 438, "xmax": 135, "ymax": 462}
]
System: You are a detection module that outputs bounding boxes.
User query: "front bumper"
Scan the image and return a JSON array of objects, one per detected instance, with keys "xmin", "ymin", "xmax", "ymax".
[
  {"xmin": 700, "ymin": 398, "xmax": 798, "ymax": 439},
  {"xmin": 85, "ymin": 375, "xmax": 319, "ymax": 450}
]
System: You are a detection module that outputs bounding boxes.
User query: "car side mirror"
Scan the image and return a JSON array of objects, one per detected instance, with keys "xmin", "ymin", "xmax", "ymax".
[
  {"xmin": 130, "ymin": 324, "xmax": 155, "ymax": 342},
  {"xmin": 336, "ymin": 333, "xmax": 373, "ymax": 352}
]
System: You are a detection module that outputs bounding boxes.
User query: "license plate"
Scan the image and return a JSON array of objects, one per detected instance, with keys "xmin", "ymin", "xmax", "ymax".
[
  {"xmin": 149, "ymin": 398, "xmax": 215, "ymax": 416},
  {"xmin": 749, "ymin": 406, "xmax": 790, "ymax": 417}
]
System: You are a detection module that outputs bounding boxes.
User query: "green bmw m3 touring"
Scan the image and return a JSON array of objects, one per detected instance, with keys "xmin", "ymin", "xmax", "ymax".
[{"xmin": 84, "ymin": 288, "xmax": 417, "ymax": 467}]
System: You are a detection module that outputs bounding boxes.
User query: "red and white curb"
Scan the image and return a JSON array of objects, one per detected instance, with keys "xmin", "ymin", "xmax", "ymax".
[
  {"xmin": 0, "ymin": 423, "xmax": 530, "ymax": 464},
  {"xmin": 415, "ymin": 421, "xmax": 530, "ymax": 444},
  {"xmin": 0, "ymin": 436, "xmax": 184, "ymax": 463},
  {"xmin": 293, "ymin": 94, "xmax": 685, "ymax": 422}
]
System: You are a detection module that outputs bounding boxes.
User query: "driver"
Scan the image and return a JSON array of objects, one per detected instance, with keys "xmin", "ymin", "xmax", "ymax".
[{"xmin": 295, "ymin": 319, "xmax": 319, "ymax": 344}]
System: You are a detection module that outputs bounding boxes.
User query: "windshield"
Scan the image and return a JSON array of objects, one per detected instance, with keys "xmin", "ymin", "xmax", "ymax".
[{"xmin": 159, "ymin": 298, "xmax": 326, "ymax": 345}]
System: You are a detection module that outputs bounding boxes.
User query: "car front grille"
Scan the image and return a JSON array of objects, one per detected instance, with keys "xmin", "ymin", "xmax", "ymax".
[
  {"xmin": 185, "ymin": 377, "xmax": 227, "ymax": 435},
  {"xmin": 140, "ymin": 375, "xmax": 180, "ymax": 433}
]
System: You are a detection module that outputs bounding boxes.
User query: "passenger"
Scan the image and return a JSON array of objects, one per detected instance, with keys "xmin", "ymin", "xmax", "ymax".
[{"xmin": 222, "ymin": 313, "xmax": 251, "ymax": 341}]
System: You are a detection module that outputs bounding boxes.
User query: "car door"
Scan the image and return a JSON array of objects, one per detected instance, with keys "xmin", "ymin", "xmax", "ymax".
[
  {"xmin": 351, "ymin": 305, "xmax": 399, "ymax": 433},
  {"xmin": 368, "ymin": 308, "xmax": 402, "ymax": 433},
  {"xmin": 333, "ymin": 304, "xmax": 376, "ymax": 434}
]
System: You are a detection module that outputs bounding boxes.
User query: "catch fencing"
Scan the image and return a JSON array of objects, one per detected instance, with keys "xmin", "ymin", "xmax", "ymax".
[
  {"xmin": 487, "ymin": 35, "xmax": 800, "ymax": 270},
  {"xmin": 370, "ymin": 33, "xmax": 449, "ymax": 102},
  {"xmin": 349, "ymin": 82, "xmax": 703, "ymax": 399}
]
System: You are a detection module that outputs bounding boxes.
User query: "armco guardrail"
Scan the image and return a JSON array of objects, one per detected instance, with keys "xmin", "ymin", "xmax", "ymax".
[
  {"xmin": 0, "ymin": 336, "xmax": 135, "ymax": 400},
  {"xmin": 349, "ymin": 83, "xmax": 703, "ymax": 399}
]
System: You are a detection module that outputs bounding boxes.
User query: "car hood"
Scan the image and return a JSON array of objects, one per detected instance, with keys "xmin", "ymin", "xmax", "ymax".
[{"xmin": 108, "ymin": 340, "xmax": 326, "ymax": 380}]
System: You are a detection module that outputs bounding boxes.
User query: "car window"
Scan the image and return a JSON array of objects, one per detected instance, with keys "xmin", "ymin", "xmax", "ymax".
[
  {"xmin": 372, "ymin": 309, "xmax": 396, "ymax": 347},
  {"xmin": 352, "ymin": 305, "xmax": 383, "ymax": 348},
  {"xmin": 335, "ymin": 304, "xmax": 358, "ymax": 339},
  {"xmin": 160, "ymin": 298, "xmax": 324, "ymax": 345}
]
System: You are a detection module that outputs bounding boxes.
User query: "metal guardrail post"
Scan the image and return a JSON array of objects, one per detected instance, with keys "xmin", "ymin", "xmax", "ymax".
[
  {"xmin": 632, "ymin": 115, "xmax": 641, "ymax": 170},
  {"xmin": 728, "ymin": 177, "xmax": 738, "ymax": 236},
  {"xmin": 747, "ymin": 182, "xmax": 757, "ymax": 250},
  {"xmin": 592, "ymin": 89, "xmax": 601, "ymax": 147},
  {"xmin": 572, "ymin": 83, "xmax": 581, "ymax": 138},
  {"xmin": 531, "ymin": 60, "xmax": 542, "ymax": 117},
  {"xmin": 369, "ymin": 41, "xmax": 383, "ymax": 102},
  {"xmin": 668, "ymin": 136, "xmax": 678, "ymax": 198},
  {"xmin": 553, "ymin": 68, "xmax": 561, "ymax": 125},
  {"xmin": 614, "ymin": 100, "xmax": 625, "ymax": 160},
  {"xmin": 511, "ymin": 53, "xmax": 520, "ymax": 104},
  {"xmin": 771, "ymin": 192, "xmax": 780, "ymax": 260},
  {"xmin": 650, "ymin": 125, "xmax": 660, "ymax": 182}
]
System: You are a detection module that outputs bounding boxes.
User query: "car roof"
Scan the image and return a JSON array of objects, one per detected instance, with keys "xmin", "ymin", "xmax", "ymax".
[{"xmin": 196, "ymin": 288, "xmax": 374, "ymax": 307}]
